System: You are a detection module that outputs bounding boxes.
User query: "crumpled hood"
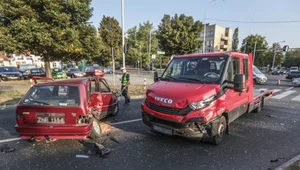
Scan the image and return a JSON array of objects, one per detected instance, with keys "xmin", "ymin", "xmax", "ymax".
[{"xmin": 146, "ymin": 81, "xmax": 220, "ymax": 109}]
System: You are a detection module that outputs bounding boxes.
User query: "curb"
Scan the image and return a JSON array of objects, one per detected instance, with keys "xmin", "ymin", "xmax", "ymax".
[{"xmin": 274, "ymin": 154, "xmax": 300, "ymax": 170}]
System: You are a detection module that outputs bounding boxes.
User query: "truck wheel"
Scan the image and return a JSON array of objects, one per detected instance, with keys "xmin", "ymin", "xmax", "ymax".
[
  {"xmin": 110, "ymin": 104, "xmax": 119, "ymax": 117},
  {"xmin": 253, "ymin": 97, "xmax": 263, "ymax": 113},
  {"xmin": 89, "ymin": 119, "xmax": 102, "ymax": 140},
  {"xmin": 212, "ymin": 116, "xmax": 227, "ymax": 145}
]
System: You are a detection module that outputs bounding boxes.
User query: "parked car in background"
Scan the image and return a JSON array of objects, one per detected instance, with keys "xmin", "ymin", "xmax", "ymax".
[
  {"xmin": 0, "ymin": 66, "xmax": 23, "ymax": 81},
  {"xmin": 253, "ymin": 65, "xmax": 267, "ymax": 84},
  {"xmin": 286, "ymin": 71, "xmax": 300, "ymax": 80},
  {"xmin": 19, "ymin": 65, "xmax": 38, "ymax": 74},
  {"xmin": 290, "ymin": 67, "xmax": 299, "ymax": 72},
  {"xmin": 104, "ymin": 67, "xmax": 113, "ymax": 74},
  {"xmin": 292, "ymin": 77, "xmax": 300, "ymax": 86},
  {"xmin": 66, "ymin": 68, "xmax": 86, "ymax": 78},
  {"xmin": 83, "ymin": 66, "xmax": 105, "ymax": 77},
  {"xmin": 52, "ymin": 68, "xmax": 67, "ymax": 79},
  {"xmin": 22, "ymin": 68, "xmax": 46, "ymax": 80}
]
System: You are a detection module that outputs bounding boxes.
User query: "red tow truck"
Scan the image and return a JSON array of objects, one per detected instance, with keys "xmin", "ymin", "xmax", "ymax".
[{"xmin": 141, "ymin": 51, "xmax": 273, "ymax": 145}]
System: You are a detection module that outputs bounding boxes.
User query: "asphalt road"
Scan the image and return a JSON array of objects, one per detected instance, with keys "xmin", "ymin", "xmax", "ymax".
[{"xmin": 0, "ymin": 75, "xmax": 300, "ymax": 170}]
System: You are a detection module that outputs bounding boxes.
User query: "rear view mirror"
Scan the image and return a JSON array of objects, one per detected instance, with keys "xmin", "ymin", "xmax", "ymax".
[
  {"xmin": 154, "ymin": 71, "xmax": 159, "ymax": 82},
  {"xmin": 234, "ymin": 74, "xmax": 245, "ymax": 92}
]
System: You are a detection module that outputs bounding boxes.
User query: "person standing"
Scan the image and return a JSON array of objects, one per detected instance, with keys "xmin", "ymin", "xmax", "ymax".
[{"xmin": 120, "ymin": 67, "xmax": 131, "ymax": 105}]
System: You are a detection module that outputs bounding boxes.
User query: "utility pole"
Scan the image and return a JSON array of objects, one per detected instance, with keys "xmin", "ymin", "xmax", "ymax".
[{"xmin": 121, "ymin": 0, "xmax": 125, "ymax": 68}]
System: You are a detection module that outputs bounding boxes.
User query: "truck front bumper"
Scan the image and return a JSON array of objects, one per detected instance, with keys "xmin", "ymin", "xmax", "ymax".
[{"xmin": 142, "ymin": 111, "xmax": 207, "ymax": 140}]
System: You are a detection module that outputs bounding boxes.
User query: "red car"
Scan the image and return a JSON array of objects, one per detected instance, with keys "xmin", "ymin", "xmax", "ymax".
[
  {"xmin": 15, "ymin": 76, "xmax": 119, "ymax": 141},
  {"xmin": 84, "ymin": 66, "xmax": 105, "ymax": 77}
]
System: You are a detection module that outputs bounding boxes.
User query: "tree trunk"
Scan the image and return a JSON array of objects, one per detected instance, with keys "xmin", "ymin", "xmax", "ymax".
[{"xmin": 44, "ymin": 60, "xmax": 52, "ymax": 78}]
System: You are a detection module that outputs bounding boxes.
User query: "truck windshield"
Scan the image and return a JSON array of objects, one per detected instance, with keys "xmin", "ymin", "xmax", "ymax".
[
  {"xmin": 161, "ymin": 56, "xmax": 227, "ymax": 84},
  {"xmin": 21, "ymin": 85, "xmax": 80, "ymax": 106}
]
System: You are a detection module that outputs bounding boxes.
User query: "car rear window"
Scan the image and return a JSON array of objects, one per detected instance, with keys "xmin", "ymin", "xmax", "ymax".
[{"xmin": 21, "ymin": 85, "xmax": 80, "ymax": 106}]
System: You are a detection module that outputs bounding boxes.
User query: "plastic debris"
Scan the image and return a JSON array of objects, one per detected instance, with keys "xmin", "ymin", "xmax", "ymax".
[
  {"xmin": 76, "ymin": 155, "xmax": 89, "ymax": 158},
  {"xmin": 0, "ymin": 144, "xmax": 16, "ymax": 153},
  {"xmin": 109, "ymin": 136, "xmax": 120, "ymax": 144},
  {"xmin": 94, "ymin": 143, "xmax": 111, "ymax": 157}
]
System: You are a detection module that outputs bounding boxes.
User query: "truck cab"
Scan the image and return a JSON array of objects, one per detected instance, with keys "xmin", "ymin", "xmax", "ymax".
[{"xmin": 141, "ymin": 52, "xmax": 273, "ymax": 145}]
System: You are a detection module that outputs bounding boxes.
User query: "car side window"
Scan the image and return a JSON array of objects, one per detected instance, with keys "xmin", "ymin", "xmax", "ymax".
[
  {"xmin": 226, "ymin": 57, "xmax": 240, "ymax": 81},
  {"xmin": 91, "ymin": 80, "xmax": 100, "ymax": 93},
  {"xmin": 100, "ymin": 81, "xmax": 110, "ymax": 93}
]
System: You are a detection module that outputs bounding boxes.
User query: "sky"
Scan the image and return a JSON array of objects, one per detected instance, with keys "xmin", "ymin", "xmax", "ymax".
[{"xmin": 90, "ymin": 0, "xmax": 300, "ymax": 49}]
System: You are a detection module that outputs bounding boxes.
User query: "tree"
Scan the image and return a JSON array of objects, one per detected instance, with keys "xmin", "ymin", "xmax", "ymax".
[
  {"xmin": 282, "ymin": 49, "xmax": 300, "ymax": 68},
  {"xmin": 266, "ymin": 43, "xmax": 284, "ymax": 69},
  {"xmin": 156, "ymin": 14, "xmax": 202, "ymax": 56},
  {"xmin": 97, "ymin": 16, "xmax": 122, "ymax": 66},
  {"xmin": 240, "ymin": 34, "xmax": 269, "ymax": 67},
  {"xmin": 232, "ymin": 27, "xmax": 239, "ymax": 50},
  {"xmin": 126, "ymin": 21, "xmax": 159, "ymax": 68},
  {"xmin": 0, "ymin": 0, "xmax": 99, "ymax": 77}
]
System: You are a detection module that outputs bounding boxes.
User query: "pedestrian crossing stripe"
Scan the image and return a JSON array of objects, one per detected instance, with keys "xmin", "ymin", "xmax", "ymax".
[
  {"xmin": 272, "ymin": 90, "xmax": 296, "ymax": 99},
  {"xmin": 255, "ymin": 88, "xmax": 300, "ymax": 101}
]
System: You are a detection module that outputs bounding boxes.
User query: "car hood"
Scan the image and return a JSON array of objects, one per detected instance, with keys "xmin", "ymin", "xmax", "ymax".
[
  {"xmin": 146, "ymin": 81, "xmax": 220, "ymax": 109},
  {"xmin": 254, "ymin": 73, "xmax": 266, "ymax": 78}
]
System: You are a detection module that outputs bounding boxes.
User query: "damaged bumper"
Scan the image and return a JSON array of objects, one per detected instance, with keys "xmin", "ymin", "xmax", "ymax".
[{"xmin": 142, "ymin": 111, "xmax": 209, "ymax": 140}]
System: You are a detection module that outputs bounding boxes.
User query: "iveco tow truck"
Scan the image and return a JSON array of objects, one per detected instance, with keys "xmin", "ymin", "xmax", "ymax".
[{"xmin": 141, "ymin": 51, "xmax": 273, "ymax": 145}]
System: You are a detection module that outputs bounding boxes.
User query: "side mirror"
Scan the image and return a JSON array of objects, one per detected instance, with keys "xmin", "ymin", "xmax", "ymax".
[
  {"xmin": 154, "ymin": 71, "xmax": 159, "ymax": 82},
  {"xmin": 233, "ymin": 74, "xmax": 245, "ymax": 92}
]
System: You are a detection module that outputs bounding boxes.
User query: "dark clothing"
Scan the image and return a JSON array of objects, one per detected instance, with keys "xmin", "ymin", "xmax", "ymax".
[{"xmin": 121, "ymin": 72, "xmax": 130, "ymax": 104}]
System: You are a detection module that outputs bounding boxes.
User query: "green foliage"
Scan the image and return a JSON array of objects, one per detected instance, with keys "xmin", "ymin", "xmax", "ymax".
[
  {"xmin": 0, "ymin": 0, "xmax": 99, "ymax": 77},
  {"xmin": 97, "ymin": 16, "xmax": 122, "ymax": 66},
  {"xmin": 282, "ymin": 49, "xmax": 300, "ymax": 68},
  {"xmin": 265, "ymin": 43, "xmax": 284, "ymax": 68},
  {"xmin": 232, "ymin": 27, "xmax": 239, "ymax": 50},
  {"xmin": 126, "ymin": 21, "xmax": 159, "ymax": 67},
  {"xmin": 240, "ymin": 34, "xmax": 269, "ymax": 67},
  {"xmin": 156, "ymin": 14, "xmax": 202, "ymax": 56}
]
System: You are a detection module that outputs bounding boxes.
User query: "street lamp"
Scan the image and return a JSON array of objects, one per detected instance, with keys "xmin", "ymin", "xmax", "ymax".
[
  {"xmin": 271, "ymin": 40, "xmax": 285, "ymax": 70},
  {"xmin": 202, "ymin": 0, "xmax": 224, "ymax": 53},
  {"xmin": 149, "ymin": 29, "xmax": 156, "ymax": 73}
]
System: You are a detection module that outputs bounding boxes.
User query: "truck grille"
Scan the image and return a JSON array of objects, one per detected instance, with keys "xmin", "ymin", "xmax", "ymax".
[{"xmin": 145, "ymin": 99, "xmax": 191, "ymax": 116}]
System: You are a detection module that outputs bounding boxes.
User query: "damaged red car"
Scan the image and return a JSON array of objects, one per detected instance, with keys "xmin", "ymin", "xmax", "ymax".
[{"xmin": 15, "ymin": 76, "xmax": 119, "ymax": 142}]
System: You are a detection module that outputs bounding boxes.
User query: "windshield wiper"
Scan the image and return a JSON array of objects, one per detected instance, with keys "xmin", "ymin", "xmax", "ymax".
[
  {"xmin": 29, "ymin": 99, "xmax": 50, "ymax": 105},
  {"xmin": 178, "ymin": 77, "xmax": 205, "ymax": 83}
]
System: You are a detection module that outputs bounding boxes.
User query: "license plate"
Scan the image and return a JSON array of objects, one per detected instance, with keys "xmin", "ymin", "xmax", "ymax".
[
  {"xmin": 152, "ymin": 125, "xmax": 173, "ymax": 135},
  {"xmin": 37, "ymin": 117, "xmax": 65, "ymax": 124}
]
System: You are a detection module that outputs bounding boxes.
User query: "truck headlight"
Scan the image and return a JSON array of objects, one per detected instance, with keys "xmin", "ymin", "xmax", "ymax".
[{"xmin": 189, "ymin": 95, "xmax": 216, "ymax": 110}]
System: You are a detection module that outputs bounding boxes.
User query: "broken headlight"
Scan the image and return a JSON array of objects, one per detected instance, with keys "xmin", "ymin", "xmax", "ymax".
[{"xmin": 189, "ymin": 95, "xmax": 216, "ymax": 110}]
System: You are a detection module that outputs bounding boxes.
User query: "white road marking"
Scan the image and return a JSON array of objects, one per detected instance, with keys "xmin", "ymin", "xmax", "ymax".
[
  {"xmin": 273, "ymin": 90, "xmax": 296, "ymax": 99},
  {"xmin": 111, "ymin": 118, "xmax": 142, "ymax": 125},
  {"xmin": 292, "ymin": 95, "xmax": 300, "ymax": 102},
  {"xmin": 285, "ymin": 87, "xmax": 294, "ymax": 91},
  {"xmin": 0, "ymin": 137, "xmax": 21, "ymax": 144},
  {"xmin": 273, "ymin": 89, "xmax": 282, "ymax": 93}
]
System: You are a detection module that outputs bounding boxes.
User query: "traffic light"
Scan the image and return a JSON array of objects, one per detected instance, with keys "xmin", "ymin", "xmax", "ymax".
[{"xmin": 282, "ymin": 45, "xmax": 289, "ymax": 52}]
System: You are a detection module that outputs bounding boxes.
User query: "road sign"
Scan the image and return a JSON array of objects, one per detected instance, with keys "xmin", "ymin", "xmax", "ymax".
[{"xmin": 157, "ymin": 51, "xmax": 165, "ymax": 55}]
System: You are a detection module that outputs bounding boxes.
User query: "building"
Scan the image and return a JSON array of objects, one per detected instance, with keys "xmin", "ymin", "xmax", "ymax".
[{"xmin": 199, "ymin": 24, "xmax": 233, "ymax": 53}]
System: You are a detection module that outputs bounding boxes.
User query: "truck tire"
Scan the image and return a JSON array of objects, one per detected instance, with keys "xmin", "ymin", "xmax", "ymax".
[
  {"xmin": 110, "ymin": 104, "xmax": 119, "ymax": 117},
  {"xmin": 89, "ymin": 119, "xmax": 102, "ymax": 140},
  {"xmin": 212, "ymin": 116, "xmax": 227, "ymax": 145},
  {"xmin": 253, "ymin": 97, "xmax": 263, "ymax": 113}
]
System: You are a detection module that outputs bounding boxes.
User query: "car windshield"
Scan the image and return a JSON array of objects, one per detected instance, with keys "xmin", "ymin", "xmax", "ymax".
[
  {"xmin": 1, "ymin": 67, "xmax": 18, "ymax": 72},
  {"xmin": 70, "ymin": 68, "xmax": 80, "ymax": 72},
  {"xmin": 253, "ymin": 66, "xmax": 263, "ymax": 74},
  {"xmin": 31, "ymin": 69, "xmax": 43, "ymax": 73},
  {"xmin": 161, "ymin": 56, "xmax": 227, "ymax": 84},
  {"xmin": 21, "ymin": 85, "xmax": 80, "ymax": 106},
  {"xmin": 19, "ymin": 65, "xmax": 36, "ymax": 70}
]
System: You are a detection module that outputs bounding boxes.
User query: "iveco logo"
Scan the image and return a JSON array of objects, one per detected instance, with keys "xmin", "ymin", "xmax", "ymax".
[{"xmin": 154, "ymin": 97, "xmax": 173, "ymax": 104}]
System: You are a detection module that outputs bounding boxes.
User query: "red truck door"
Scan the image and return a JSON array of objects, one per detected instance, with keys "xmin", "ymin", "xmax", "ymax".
[
  {"xmin": 239, "ymin": 57, "xmax": 250, "ymax": 114},
  {"xmin": 224, "ymin": 56, "xmax": 244, "ymax": 123}
]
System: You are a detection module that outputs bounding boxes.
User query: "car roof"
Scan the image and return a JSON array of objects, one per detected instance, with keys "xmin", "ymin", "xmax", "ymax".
[
  {"xmin": 34, "ymin": 77, "xmax": 106, "ymax": 86},
  {"xmin": 174, "ymin": 52, "xmax": 248, "ymax": 58}
]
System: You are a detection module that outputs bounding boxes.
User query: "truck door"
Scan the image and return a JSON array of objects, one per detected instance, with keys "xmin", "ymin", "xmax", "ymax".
[
  {"xmin": 239, "ymin": 58, "xmax": 250, "ymax": 114},
  {"xmin": 224, "ymin": 56, "xmax": 243, "ymax": 123}
]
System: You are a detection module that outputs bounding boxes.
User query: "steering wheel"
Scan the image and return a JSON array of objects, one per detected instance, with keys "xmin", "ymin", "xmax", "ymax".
[{"xmin": 204, "ymin": 72, "xmax": 220, "ymax": 78}]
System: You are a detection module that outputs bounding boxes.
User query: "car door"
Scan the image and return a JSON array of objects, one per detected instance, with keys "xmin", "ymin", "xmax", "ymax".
[
  {"xmin": 87, "ymin": 78, "xmax": 105, "ymax": 119},
  {"xmin": 224, "ymin": 56, "xmax": 243, "ymax": 123},
  {"xmin": 99, "ymin": 78, "xmax": 116, "ymax": 114},
  {"xmin": 239, "ymin": 57, "xmax": 250, "ymax": 114}
]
